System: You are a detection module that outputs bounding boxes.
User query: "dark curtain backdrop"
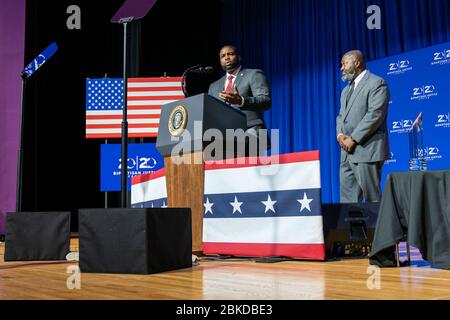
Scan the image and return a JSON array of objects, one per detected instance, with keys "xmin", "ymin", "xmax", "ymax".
[
  {"xmin": 220, "ymin": 0, "xmax": 450, "ymax": 203},
  {"xmin": 22, "ymin": 0, "xmax": 221, "ymax": 230}
]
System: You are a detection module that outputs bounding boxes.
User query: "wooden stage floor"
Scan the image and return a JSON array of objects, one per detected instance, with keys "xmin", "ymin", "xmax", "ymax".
[{"xmin": 1, "ymin": 239, "xmax": 449, "ymax": 300}]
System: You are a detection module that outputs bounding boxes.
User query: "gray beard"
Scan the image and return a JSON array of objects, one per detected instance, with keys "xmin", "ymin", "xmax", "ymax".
[{"xmin": 342, "ymin": 70, "xmax": 356, "ymax": 82}]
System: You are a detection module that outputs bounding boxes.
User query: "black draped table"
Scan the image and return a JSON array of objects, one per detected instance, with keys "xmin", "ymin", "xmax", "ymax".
[{"xmin": 370, "ymin": 170, "xmax": 450, "ymax": 269}]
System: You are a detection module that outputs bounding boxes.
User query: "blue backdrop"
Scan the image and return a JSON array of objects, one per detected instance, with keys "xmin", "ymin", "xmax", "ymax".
[
  {"xmin": 220, "ymin": 0, "xmax": 450, "ymax": 202},
  {"xmin": 368, "ymin": 42, "xmax": 450, "ymax": 189}
]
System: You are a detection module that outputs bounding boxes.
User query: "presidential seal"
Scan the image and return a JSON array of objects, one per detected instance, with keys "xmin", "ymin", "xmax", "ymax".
[{"xmin": 168, "ymin": 105, "xmax": 188, "ymax": 137}]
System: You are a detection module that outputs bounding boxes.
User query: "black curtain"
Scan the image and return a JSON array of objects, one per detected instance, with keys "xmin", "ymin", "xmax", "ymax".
[{"xmin": 23, "ymin": 0, "xmax": 221, "ymax": 230}]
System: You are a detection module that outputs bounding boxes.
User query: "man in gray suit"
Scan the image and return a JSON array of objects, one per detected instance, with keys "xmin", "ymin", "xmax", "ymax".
[
  {"xmin": 208, "ymin": 45, "xmax": 271, "ymax": 155},
  {"xmin": 336, "ymin": 50, "xmax": 390, "ymax": 203}
]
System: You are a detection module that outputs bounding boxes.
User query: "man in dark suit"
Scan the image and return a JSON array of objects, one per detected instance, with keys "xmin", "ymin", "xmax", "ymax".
[
  {"xmin": 336, "ymin": 50, "xmax": 391, "ymax": 203},
  {"xmin": 208, "ymin": 45, "xmax": 271, "ymax": 155}
]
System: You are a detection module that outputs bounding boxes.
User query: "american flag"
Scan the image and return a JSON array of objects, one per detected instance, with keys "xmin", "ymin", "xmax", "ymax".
[
  {"xmin": 131, "ymin": 151, "xmax": 326, "ymax": 260},
  {"xmin": 85, "ymin": 77, "xmax": 184, "ymax": 139}
]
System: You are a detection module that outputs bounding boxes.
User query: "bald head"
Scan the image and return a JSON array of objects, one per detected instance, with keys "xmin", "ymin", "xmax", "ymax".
[
  {"xmin": 343, "ymin": 50, "xmax": 366, "ymax": 69},
  {"xmin": 341, "ymin": 50, "xmax": 366, "ymax": 82}
]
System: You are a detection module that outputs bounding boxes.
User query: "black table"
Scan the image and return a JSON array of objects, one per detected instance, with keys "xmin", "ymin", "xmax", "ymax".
[{"xmin": 370, "ymin": 170, "xmax": 450, "ymax": 269}]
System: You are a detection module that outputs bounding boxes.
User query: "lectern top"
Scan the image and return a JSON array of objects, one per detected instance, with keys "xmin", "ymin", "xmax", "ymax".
[{"xmin": 111, "ymin": 0, "xmax": 158, "ymax": 23}]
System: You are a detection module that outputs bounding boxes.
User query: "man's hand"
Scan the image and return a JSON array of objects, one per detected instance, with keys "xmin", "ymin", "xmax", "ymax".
[
  {"xmin": 219, "ymin": 86, "xmax": 243, "ymax": 105},
  {"xmin": 338, "ymin": 134, "xmax": 357, "ymax": 153},
  {"xmin": 342, "ymin": 137, "xmax": 357, "ymax": 153},
  {"xmin": 337, "ymin": 134, "xmax": 349, "ymax": 149}
]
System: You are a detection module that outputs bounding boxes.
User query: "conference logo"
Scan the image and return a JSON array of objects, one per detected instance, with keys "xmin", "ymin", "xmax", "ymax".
[
  {"xmin": 387, "ymin": 60, "xmax": 412, "ymax": 75},
  {"xmin": 417, "ymin": 146, "xmax": 442, "ymax": 161},
  {"xmin": 410, "ymin": 84, "xmax": 438, "ymax": 101},
  {"xmin": 435, "ymin": 113, "xmax": 450, "ymax": 128},
  {"xmin": 390, "ymin": 119, "xmax": 413, "ymax": 134},
  {"xmin": 431, "ymin": 49, "xmax": 450, "ymax": 66},
  {"xmin": 116, "ymin": 156, "xmax": 158, "ymax": 176}
]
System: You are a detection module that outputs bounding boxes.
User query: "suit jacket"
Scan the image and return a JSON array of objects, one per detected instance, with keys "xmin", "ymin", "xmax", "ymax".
[
  {"xmin": 336, "ymin": 71, "xmax": 391, "ymax": 163},
  {"xmin": 208, "ymin": 68, "xmax": 271, "ymax": 128}
]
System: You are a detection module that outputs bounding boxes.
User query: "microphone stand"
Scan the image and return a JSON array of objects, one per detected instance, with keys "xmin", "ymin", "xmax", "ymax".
[
  {"xmin": 16, "ymin": 73, "xmax": 27, "ymax": 212},
  {"xmin": 15, "ymin": 42, "xmax": 57, "ymax": 212}
]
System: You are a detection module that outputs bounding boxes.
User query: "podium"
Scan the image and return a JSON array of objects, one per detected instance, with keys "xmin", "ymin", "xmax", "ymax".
[{"xmin": 156, "ymin": 93, "xmax": 246, "ymax": 252}]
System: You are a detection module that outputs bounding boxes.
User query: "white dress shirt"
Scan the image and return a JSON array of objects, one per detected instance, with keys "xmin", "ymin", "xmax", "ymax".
[
  {"xmin": 224, "ymin": 66, "xmax": 245, "ymax": 106},
  {"xmin": 224, "ymin": 66, "xmax": 242, "ymax": 91},
  {"xmin": 353, "ymin": 69, "xmax": 367, "ymax": 90}
]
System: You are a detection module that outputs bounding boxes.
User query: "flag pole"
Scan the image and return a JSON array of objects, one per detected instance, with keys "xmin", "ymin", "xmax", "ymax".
[{"xmin": 103, "ymin": 73, "xmax": 109, "ymax": 209}]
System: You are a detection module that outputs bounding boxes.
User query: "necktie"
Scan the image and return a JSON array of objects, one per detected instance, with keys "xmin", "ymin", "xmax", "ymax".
[
  {"xmin": 346, "ymin": 81, "xmax": 355, "ymax": 105},
  {"xmin": 225, "ymin": 75, "xmax": 234, "ymax": 93}
]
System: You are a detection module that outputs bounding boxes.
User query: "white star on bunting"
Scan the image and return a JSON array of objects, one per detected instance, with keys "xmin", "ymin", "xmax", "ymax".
[
  {"xmin": 297, "ymin": 192, "xmax": 313, "ymax": 212},
  {"xmin": 229, "ymin": 196, "xmax": 243, "ymax": 214},
  {"xmin": 261, "ymin": 194, "xmax": 277, "ymax": 214},
  {"xmin": 204, "ymin": 197, "xmax": 214, "ymax": 215}
]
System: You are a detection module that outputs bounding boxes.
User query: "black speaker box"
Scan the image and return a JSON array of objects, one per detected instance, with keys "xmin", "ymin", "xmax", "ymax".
[
  {"xmin": 4, "ymin": 211, "xmax": 71, "ymax": 261},
  {"xmin": 78, "ymin": 208, "xmax": 192, "ymax": 274},
  {"xmin": 322, "ymin": 203, "xmax": 379, "ymax": 259}
]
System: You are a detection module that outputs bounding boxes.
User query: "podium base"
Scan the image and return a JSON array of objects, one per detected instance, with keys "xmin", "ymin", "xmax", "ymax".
[{"xmin": 165, "ymin": 152, "xmax": 204, "ymax": 252}]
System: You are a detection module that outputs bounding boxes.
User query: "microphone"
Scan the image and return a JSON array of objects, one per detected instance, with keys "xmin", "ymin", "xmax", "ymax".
[
  {"xmin": 22, "ymin": 42, "xmax": 58, "ymax": 79},
  {"xmin": 181, "ymin": 65, "xmax": 214, "ymax": 97}
]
